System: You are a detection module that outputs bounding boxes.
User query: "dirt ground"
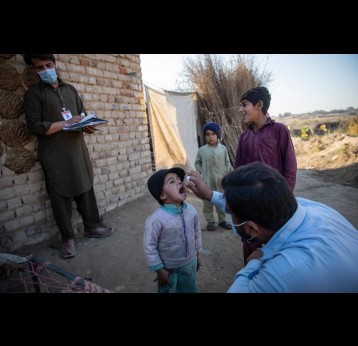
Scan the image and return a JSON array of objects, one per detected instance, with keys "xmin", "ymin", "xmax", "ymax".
[
  {"xmin": 19, "ymin": 169, "xmax": 358, "ymax": 294},
  {"xmin": 11, "ymin": 133, "xmax": 358, "ymax": 293}
]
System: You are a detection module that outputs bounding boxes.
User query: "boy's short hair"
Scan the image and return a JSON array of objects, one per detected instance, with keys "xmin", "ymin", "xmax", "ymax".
[
  {"xmin": 23, "ymin": 54, "xmax": 55, "ymax": 66},
  {"xmin": 203, "ymin": 122, "xmax": 221, "ymax": 139},
  {"xmin": 240, "ymin": 87, "xmax": 271, "ymax": 115},
  {"xmin": 147, "ymin": 167, "xmax": 185, "ymax": 205}
]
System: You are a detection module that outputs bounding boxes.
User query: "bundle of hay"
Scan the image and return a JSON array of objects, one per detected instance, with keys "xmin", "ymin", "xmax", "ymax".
[
  {"xmin": 0, "ymin": 64, "xmax": 21, "ymax": 91},
  {"xmin": 0, "ymin": 89, "xmax": 23, "ymax": 119},
  {"xmin": 4, "ymin": 147, "xmax": 35, "ymax": 174},
  {"xmin": 22, "ymin": 66, "xmax": 39, "ymax": 88},
  {"xmin": 0, "ymin": 119, "xmax": 31, "ymax": 147}
]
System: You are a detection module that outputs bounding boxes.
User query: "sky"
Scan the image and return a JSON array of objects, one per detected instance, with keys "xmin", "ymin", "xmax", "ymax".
[{"xmin": 140, "ymin": 54, "xmax": 358, "ymax": 116}]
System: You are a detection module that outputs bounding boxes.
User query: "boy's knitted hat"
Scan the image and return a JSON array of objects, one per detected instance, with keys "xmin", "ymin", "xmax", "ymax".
[
  {"xmin": 147, "ymin": 167, "xmax": 185, "ymax": 205},
  {"xmin": 203, "ymin": 122, "xmax": 221, "ymax": 139}
]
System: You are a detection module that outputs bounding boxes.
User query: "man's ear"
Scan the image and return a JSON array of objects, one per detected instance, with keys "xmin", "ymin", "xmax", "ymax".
[{"xmin": 246, "ymin": 221, "xmax": 261, "ymax": 238}]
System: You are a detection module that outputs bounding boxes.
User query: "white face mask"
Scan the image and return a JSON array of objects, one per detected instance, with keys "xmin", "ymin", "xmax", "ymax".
[
  {"xmin": 38, "ymin": 68, "xmax": 58, "ymax": 84},
  {"xmin": 229, "ymin": 217, "xmax": 257, "ymax": 243}
]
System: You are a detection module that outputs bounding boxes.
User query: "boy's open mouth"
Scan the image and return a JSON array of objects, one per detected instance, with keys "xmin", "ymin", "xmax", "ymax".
[{"xmin": 179, "ymin": 185, "xmax": 186, "ymax": 194}]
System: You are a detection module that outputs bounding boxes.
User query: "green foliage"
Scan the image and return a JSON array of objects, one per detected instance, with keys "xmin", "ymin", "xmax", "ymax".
[
  {"xmin": 281, "ymin": 114, "xmax": 356, "ymax": 138},
  {"xmin": 300, "ymin": 125, "xmax": 313, "ymax": 140},
  {"xmin": 319, "ymin": 124, "xmax": 328, "ymax": 132}
]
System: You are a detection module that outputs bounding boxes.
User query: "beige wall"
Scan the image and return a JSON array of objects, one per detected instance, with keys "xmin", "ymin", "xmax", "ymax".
[{"xmin": 0, "ymin": 54, "xmax": 152, "ymax": 251}]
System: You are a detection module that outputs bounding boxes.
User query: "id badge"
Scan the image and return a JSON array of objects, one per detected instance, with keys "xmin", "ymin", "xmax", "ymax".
[{"xmin": 61, "ymin": 109, "xmax": 73, "ymax": 121}]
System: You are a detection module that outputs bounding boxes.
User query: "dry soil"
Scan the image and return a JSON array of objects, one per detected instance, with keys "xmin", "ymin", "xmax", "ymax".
[{"xmin": 14, "ymin": 133, "xmax": 358, "ymax": 293}]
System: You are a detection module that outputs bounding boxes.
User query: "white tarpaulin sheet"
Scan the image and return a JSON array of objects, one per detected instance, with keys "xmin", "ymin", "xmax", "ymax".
[{"xmin": 145, "ymin": 84, "xmax": 199, "ymax": 171}]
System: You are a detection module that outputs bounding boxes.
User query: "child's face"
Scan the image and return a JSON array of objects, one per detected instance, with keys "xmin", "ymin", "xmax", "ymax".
[
  {"xmin": 160, "ymin": 172, "xmax": 187, "ymax": 206},
  {"xmin": 239, "ymin": 99, "xmax": 264, "ymax": 124},
  {"xmin": 205, "ymin": 130, "xmax": 218, "ymax": 146}
]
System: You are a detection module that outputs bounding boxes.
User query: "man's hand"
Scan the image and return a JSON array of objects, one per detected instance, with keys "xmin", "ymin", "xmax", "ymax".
[
  {"xmin": 82, "ymin": 125, "xmax": 97, "ymax": 134},
  {"xmin": 66, "ymin": 115, "xmax": 84, "ymax": 124},
  {"xmin": 186, "ymin": 171, "xmax": 213, "ymax": 201},
  {"xmin": 66, "ymin": 115, "xmax": 97, "ymax": 134}
]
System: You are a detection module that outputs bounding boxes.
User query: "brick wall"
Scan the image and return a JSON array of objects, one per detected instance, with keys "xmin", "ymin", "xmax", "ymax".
[{"xmin": 0, "ymin": 54, "xmax": 152, "ymax": 251}]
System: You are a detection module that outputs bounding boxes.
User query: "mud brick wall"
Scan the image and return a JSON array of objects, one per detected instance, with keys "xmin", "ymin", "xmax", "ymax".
[{"xmin": 0, "ymin": 54, "xmax": 152, "ymax": 251}]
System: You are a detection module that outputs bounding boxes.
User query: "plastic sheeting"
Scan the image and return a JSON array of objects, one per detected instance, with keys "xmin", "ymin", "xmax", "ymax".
[{"xmin": 145, "ymin": 84, "xmax": 199, "ymax": 171}]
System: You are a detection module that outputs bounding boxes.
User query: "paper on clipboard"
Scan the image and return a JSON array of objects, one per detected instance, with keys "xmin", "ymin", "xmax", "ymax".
[{"xmin": 63, "ymin": 114, "xmax": 108, "ymax": 131}]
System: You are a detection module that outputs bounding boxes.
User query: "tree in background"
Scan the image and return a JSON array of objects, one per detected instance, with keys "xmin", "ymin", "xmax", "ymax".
[{"xmin": 181, "ymin": 54, "xmax": 272, "ymax": 163}]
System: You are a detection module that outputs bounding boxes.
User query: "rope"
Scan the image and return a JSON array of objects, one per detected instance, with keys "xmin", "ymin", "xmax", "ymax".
[{"xmin": 5, "ymin": 257, "xmax": 111, "ymax": 293}]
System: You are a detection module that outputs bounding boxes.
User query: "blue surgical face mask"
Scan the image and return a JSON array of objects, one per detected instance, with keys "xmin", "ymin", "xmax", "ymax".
[{"xmin": 38, "ymin": 68, "xmax": 58, "ymax": 84}]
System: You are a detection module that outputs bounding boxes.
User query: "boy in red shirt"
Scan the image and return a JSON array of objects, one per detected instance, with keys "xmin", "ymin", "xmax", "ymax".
[{"xmin": 234, "ymin": 87, "xmax": 297, "ymax": 264}]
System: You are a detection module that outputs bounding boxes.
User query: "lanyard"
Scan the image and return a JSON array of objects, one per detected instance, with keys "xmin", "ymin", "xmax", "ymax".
[{"xmin": 57, "ymin": 87, "xmax": 67, "ymax": 111}]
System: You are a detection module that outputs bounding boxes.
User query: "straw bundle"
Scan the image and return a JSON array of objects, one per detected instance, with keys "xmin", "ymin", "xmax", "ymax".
[
  {"xmin": 182, "ymin": 54, "xmax": 272, "ymax": 163},
  {"xmin": 4, "ymin": 147, "xmax": 35, "ymax": 174},
  {"xmin": 22, "ymin": 66, "xmax": 39, "ymax": 88},
  {"xmin": 0, "ymin": 89, "xmax": 23, "ymax": 119},
  {"xmin": 0, "ymin": 119, "xmax": 31, "ymax": 148},
  {"xmin": 0, "ymin": 64, "xmax": 21, "ymax": 91}
]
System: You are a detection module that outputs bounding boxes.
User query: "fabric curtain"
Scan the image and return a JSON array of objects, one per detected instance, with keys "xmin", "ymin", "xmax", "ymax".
[{"xmin": 145, "ymin": 85, "xmax": 199, "ymax": 171}]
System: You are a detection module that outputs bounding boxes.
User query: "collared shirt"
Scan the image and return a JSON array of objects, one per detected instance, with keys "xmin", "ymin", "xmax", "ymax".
[
  {"xmin": 234, "ymin": 118, "xmax": 297, "ymax": 191},
  {"xmin": 211, "ymin": 192, "xmax": 358, "ymax": 293}
]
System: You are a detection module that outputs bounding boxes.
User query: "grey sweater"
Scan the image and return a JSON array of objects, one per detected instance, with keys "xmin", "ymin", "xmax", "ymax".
[{"xmin": 143, "ymin": 203, "xmax": 202, "ymax": 270}]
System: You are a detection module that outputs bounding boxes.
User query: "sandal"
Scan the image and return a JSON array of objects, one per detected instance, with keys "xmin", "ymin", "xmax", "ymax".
[
  {"xmin": 61, "ymin": 239, "xmax": 77, "ymax": 259},
  {"xmin": 84, "ymin": 227, "xmax": 113, "ymax": 238},
  {"xmin": 206, "ymin": 222, "xmax": 217, "ymax": 231},
  {"xmin": 218, "ymin": 221, "xmax": 232, "ymax": 230}
]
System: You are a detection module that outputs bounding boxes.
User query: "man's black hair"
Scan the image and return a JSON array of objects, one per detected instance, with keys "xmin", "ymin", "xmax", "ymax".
[
  {"xmin": 222, "ymin": 162, "xmax": 297, "ymax": 232},
  {"xmin": 23, "ymin": 54, "xmax": 55, "ymax": 66}
]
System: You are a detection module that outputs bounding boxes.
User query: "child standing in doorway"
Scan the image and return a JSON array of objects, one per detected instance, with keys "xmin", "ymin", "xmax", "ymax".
[
  {"xmin": 144, "ymin": 167, "xmax": 202, "ymax": 293},
  {"xmin": 195, "ymin": 122, "xmax": 232, "ymax": 231}
]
